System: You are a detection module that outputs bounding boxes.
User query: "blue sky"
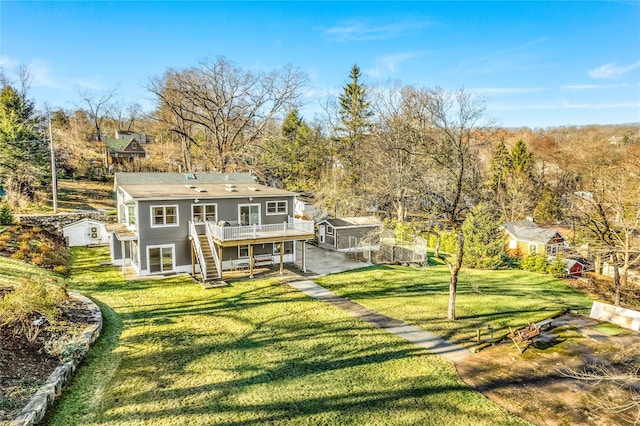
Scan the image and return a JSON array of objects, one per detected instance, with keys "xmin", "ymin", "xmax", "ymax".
[{"xmin": 2, "ymin": 1, "xmax": 639, "ymax": 128}]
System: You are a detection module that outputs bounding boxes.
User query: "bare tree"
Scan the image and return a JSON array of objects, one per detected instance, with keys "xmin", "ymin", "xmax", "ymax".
[
  {"xmin": 75, "ymin": 88, "xmax": 118, "ymax": 142},
  {"xmin": 148, "ymin": 57, "xmax": 308, "ymax": 172},
  {"xmin": 369, "ymin": 85, "xmax": 430, "ymax": 222},
  {"xmin": 416, "ymin": 88, "xmax": 491, "ymax": 320},
  {"xmin": 74, "ymin": 88, "xmax": 118, "ymax": 169},
  {"xmin": 558, "ymin": 345, "xmax": 640, "ymax": 425},
  {"xmin": 572, "ymin": 149, "xmax": 640, "ymax": 306}
]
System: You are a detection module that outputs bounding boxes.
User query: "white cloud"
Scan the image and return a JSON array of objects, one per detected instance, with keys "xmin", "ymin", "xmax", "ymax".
[
  {"xmin": 589, "ymin": 60, "xmax": 640, "ymax": 79},
  {"xmin": 0, "ymin": 55, "xmax": 20, "ymax": 68},
  {"xmin": 366, "ymin": 51, "xmax": 426, "ymax": 78},
  {"xmin": 561, "ymin": 84, "xmax": 604, "ymax": 90},
  {"xmin": 322, "ymin": 19, "xmax": 430, "ymax": 42},
  {"xmin": 490, "ymin": 101, "xmax": 640, "ymax": 111},
  {"xmin": 28, "ymin": 59, "xmax": 67, "ymax": 90},
  {"xmin": 471, "ymin": 87, "xmax": 546, "ymax": 95},
  {"xmin": 561, "ymin": 83, "xmax": 636, "ymax": 91}
]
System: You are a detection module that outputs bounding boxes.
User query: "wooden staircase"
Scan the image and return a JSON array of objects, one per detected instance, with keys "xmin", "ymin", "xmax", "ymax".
[{"xmin": 197, "ymin": 235, "xmax": 219, "ymax": 280}]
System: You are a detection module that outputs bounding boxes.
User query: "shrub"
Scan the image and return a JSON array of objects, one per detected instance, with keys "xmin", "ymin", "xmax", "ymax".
[
  {"xmin": 521, "ymin": 254, "xmax": 549, "ymax": 274},
  {"xmin": 19, "ymin": 232, "xmax": 33, "ymax": 242},
  {"xmin": 0, "ymin": 277, "xmax": 68, "ymax": 331},
  {"xmin": 11, "ymin": 251, "xmax": 26, "ymax": 260},
  {"xmin": 31, "ymin": 226, "xmax": 42, "ymax": 234},
  {"xmin": 0, "ymin": 234, "xmax": 11, "ymax": 243},
  {"xmin": 53, "ymin": 265, "xmax": 69, "ymax": 275},
  {"xmin": 0, "ymin": 202, "xmax": 14, "ymax": 225},
  {"xmin": 18, "ymin": 241, "xmax": 30, "ymax": 252},
  {"xmin": 394, "ymin": 221, "xmax": 415, "ymax": 242},
  {"xmin": 39, "ymin": 243, "xmax": 53, "ymax": 255},
  {"xmin": 547, "ymin": 257, "xmax": 567, "ymax": 278},
  {"xmin": 30, "ymin": 254, "xmax": 45, "ymax": 266},
  {"xmin": 44, "ymin": 331, "xmax": 88, "ymax": 361}
]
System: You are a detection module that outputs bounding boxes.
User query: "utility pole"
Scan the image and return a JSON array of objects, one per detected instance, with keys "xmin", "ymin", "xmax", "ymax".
[{"xmin": 49, "ymin": 114, "xmax": 58, "ymax": 213}]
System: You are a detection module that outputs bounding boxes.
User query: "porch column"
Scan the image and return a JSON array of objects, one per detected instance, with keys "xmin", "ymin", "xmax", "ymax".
[
  {"xmin": 190, "ymin": 242, "xmax": 195, "ymax": 277},
  {"xmin": 279, "ymin": 241, "xmax": 284, "ymax": 275},
  {"xmin": 302, "ymin": 240, "xmax": 306, "ymax": 273},
  {"xmin": 121, "ymin": 240, "xmax": 126, "ymax": 275},
  {"xmin": 249, "ymin": 245, "xmax": 254, "ymax": 278}
]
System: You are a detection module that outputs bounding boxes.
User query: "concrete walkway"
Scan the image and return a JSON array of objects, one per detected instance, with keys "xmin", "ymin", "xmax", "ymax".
[{"xmin": 287, "ymin": 279, "xmax": 471, "ymax": 363}]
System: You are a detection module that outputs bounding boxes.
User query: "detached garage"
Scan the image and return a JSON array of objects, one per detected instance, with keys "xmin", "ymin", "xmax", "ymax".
[{"xmin": 63, "ymin": 218, "xmax": 109, "ymax": 247}]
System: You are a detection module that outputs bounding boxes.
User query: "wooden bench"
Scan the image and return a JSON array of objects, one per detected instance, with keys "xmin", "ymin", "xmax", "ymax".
[
  {"xmin": 507, "ymin": 318, "xmax": 555, "ymax": 353},
  {"xmin": 252, "ymin": 255, "xmax": 274, "ymax": 267}
]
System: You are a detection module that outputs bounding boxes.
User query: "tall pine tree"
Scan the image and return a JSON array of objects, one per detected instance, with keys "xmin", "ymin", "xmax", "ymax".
[
  {"xmin": 336, "ymin": 64, "xmax": 372, "ymax": 180},
  {"xmin": 0, "ymin": 84, "xmax": 47, "ymax": 200}
]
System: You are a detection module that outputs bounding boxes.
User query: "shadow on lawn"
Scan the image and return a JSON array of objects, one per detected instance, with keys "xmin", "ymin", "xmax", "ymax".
[{"xmin": 52, "ymin": 248, "xmax": 527, "ymax": 425}]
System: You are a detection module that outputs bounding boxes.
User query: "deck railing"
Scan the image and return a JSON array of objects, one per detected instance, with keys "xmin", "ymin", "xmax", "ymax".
[{"xmin": 207, "ymin": 217, "xmax": 314, "ymax": 242}]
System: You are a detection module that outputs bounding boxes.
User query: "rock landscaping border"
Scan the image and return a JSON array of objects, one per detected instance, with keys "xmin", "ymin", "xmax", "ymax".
[{"xmin": 11, "ymin": 292, "xmax": 102, "ymax": 426}]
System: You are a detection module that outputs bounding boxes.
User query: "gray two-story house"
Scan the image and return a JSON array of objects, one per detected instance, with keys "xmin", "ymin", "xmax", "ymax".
[{"xmin": 109, "ymin": 172, "xmax": 314, "ymax": 281}]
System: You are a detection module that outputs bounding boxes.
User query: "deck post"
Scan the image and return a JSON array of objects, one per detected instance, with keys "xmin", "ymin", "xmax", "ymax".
[
  {"xmin": 279, "ymin": 240, "xmax": 284, "ymax": 275},
  {"xmin": 249, "ymin": 244, "xmax": 254, "ymax": 278},
  {"xmin": 218, "ymin": 244, "xmax": 223, "ymax": 280},
  {"xmin": 190, "ymin": 242, "xmax": 195, "ymax": 277},
  {"xmin": 302, "ymin": 240, "xmax": 306, "ymax": 272}
]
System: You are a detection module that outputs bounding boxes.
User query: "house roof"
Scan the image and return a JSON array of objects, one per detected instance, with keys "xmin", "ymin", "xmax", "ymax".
[
  {"xmin": 114, "ymin": 172, "xmax": 256, "ymax": 187},
  {"xmin": 321, "ymin": 216, "xmax": 382, "ymax": 228},
  {"xmin": 105, "ymin": 137, "xmax": 135, "ymax": 152},
  {"xmin": 62, "ymin": 218, "xmax": 106, "ymax": 230},
  {"xmin": 503, "ymin": 220, "xmax": 564, "ymax": 244}
]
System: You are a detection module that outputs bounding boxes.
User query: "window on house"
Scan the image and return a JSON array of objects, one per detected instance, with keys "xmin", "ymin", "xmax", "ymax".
[
  {"xmin": 192, "ymin": 204, "xmax": 217, "ymax": 223},
  {"xmin": 239, "ymin": 204, "xmax": 260, "ymax": 226},
  {"xmin": 273, "ymin": 242, "xmax": 281, "ymax": 255},
  {"xmin": 326, "ymin": 225, "xmax": 334, "ymax": 235},
  {"xmin": 151, "ymin": 205, "xmax": 178, "ymax": 227},
  {"xmin": 127, "ymin": 206, "xmax": 136, "ymax": 226},
  {"xmin": 132, "ymin": 142, "xmax": 137, "ymax": 149},
  {"xmin": 266, "ymin": 200, "xmax": 288, "ymax": 215},
  {"xmin": 528, "ymin": 244, "xmax": 538, "ymax": 255},
  {"xmin": 238, "ymin": 245, "xmax": 250, "ymax": 258},
  {"xmin": 148, "ymin": 245, "xmax": 174, "ymax": 273}
]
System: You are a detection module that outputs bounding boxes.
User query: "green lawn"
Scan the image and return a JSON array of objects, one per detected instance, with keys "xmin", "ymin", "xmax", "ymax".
[
  {"xmin": 315, "ymin": 264, "xmax": 595, "ymax": 346},
  {"xmin": 0, "ymin": 256, "xmax": 63, "ymax": 288},
  {"xmin": 45, "ymin": 247, "xmax": 529, "ymax": 425}
]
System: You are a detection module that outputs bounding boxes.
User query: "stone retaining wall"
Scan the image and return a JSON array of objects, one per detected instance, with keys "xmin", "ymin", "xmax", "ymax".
[
  {"xmin": 11, "ymin": 292, "xmax": 103, "ymax": 426},
  {"xmin": 17, "ymin": 213, "xmax": 117, "ymax": 235},
  {"xmin": 590, "ymin": 301, "xmax": 640, "ymax": 332}
]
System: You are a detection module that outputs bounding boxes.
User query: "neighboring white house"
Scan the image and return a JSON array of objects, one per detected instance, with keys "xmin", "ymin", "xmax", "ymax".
[{"xmin": 63, "ymin": 218, "xmax": 109, "ymax": 247}]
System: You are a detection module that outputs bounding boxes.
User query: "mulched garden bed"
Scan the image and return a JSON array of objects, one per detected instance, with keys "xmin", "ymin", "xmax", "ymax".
[{"xmin": 0, "ymin": 295, "xmax": 95, "ymax": 422}]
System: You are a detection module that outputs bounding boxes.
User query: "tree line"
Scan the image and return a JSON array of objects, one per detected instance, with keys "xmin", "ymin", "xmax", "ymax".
[{"xmin": 1, "ymin": 58, "xmax": 639, "ymax": 318}]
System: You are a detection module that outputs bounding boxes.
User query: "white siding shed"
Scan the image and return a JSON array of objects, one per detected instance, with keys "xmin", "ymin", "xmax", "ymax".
[{"xmin": 63, "ymin": 218, "xmax": 109, "ymax": 247}]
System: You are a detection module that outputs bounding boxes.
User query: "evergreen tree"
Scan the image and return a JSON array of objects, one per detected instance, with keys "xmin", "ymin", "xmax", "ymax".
[
  {"xmin": 0, "ymin": 84, "xmax": 47, "ymax": 199},
  {"xmin": 261, "ymin": 109, "xmax": 325, "ymax": 190},
  {"xmin": 510, "ymin": 139, "xmax": 533, "ymax": 177},
  {"xmin": 488, "ymin": 140, "xmax": 511, "ymax": 192},
  {"xmin": 336, "ymin": 64, "xmax": 373, "ymax": 179},
  {"xmin": 534, "ymin": 186, "xmax": 562, "ymax": 224},
  {"xmin": 462, "ymin": 204, "xmax": 507, "ymax": 269},
  {"xmin": 0, "ymin": 202, "xmax": 14, "ymax": 225}
]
